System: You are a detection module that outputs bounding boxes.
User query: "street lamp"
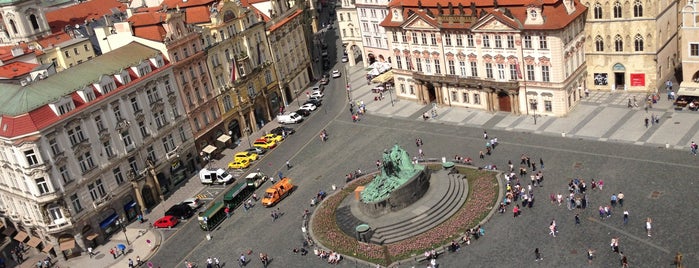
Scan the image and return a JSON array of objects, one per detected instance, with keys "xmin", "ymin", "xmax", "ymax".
[
  {"xmin": 387, "ymin": 84, "xmax": 394, "ymax": 107},
  {"xmin": 294, "ymin": 89, "xmax": 300, "ymax": 107},
  {"xmin": 244, "ymin": 127, "xmax": 252, "ymax": 148},
  {"xmin": 118, "ymin": 218, "xmax": 130, "ymax": 245},
  {"xmin": 200, "ymin": 152, "xmax": 212, "ymax": 169},
  {"xmin": 529, "ymin": 99, "xmax": 538, "ymax": 125}
]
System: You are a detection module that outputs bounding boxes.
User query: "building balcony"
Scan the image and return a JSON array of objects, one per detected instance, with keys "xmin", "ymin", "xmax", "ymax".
[
  {"xmin": 411, "ymin": 72, "xmax": 519, "ymax": 90},
  {"xmin": 116, "ymin": 119, "xmax": 131, "ymax": 132},
  {"xmin": 92, "ymin": 193, "xmax": 113, "ymax": 210},
  {"xmin": 34, "ymin": 191, "xmax": 63, "ymax": 204},
  {"xmin": 46, "ymin": 219, "xmax": 73, "ymax": 234}
]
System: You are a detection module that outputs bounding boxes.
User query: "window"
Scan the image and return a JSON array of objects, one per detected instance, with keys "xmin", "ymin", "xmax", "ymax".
[
  {"xmin": 409, "ymin": 85, "xmax": 415, "ymax": 95},
  {"xmin": 130, "ymin": 97, "xmax": 141, "ymax": 112},
  {"xmin": 526, "ymin": 65, "xmax": 535, "ymax": 80},
  {"xmin": 430, "ymin": 34, "xmax": 437, "ymax": 45},
  {"xmin": 179, "ymin": 126, "xmax": 187, "ymax": 142},
  {"xmin": 64, "ymin": 50, "xmax": 70, "ymax": 58},
  {"xmin": 48, "ymin": 206, "xmax": 63, "ymax": 221},
  {"xmin": 162, "ymin": 134, "xmax": 176, "ymax": 153},
  {"xmin": 539, "ymin": 35, "xmax": 548, "ymax": 49},
  {"xmin": 470, "ymin": 62, "xmax": 478, "ymax": 77},
  {"xmin": 633, "ymin": 0, "xmax": 643, "ymax": 17},
  {"xmin": 416, "ymin": 58, "xmax": 423, "ymax": 72},
  {"xmin": 434, "ymin": 60, "xmax": 441, "ymax": 74},
  {"xmin": 59, "ymin": 165, "xmax": 72, "ymax": 183},
  {"xmin": 474, "ymin": 93, "xmax": 481, "ymax": 104},
  {"xmin": 448, "ymin": 60, "xmax": 455, "ymax": 75},
  {"xmin": 595, "ymin": 36, "xmax": 604, "ymax": 51},
  {"xmin": 485, "ymin": 63, "xmax": 493, "ymax": 78},
  {"xmin": 497, "ymin": 64, "xmax": 505, "ymax": 80},
  {"xmin": 542, "ymin": 66, "xmax": 550, "ymax": 82},
  {"xmin": 36, "ymin": 178, "xmax": 49, "ymax": 195},
  {"xmin": 459, "ymin": 61, "xmax": 467, "ymax": 76},
  {"xmin": 614, "ymin": 35, "xmax": 623, "ymax": 52},
  {"xmin": 25, "ymin": 150, "xmax": 39, "ymax": 166},
  {"xmin": 78, "ymin": 152, "xmax": 95, "ymax": 173},
  {"xmin": 421, "ymin": 33, "xmax": 427, "ymax": 44},
  {"xmin": 88, "ymin": 183, "xmax": 98, "ymax": 201},
  {"xmin": 147, "ymin": 145, "xmax": 156, "ymax": 163},
  {"xmin": 483, "ymin": 35, "xmax": 490, "ymax": 47},
  {"xmin": 494, "ymin": 36, "xmax": 502, "ymax": 48},
  {"xmin": 396, "ymin": 56, "xmax": 402, "ymax": 69},
  {"xmin": 462, "ymin": 93, "xmax": 469, "ymax": 103},
  {"xmin": 457, "ymin": 35, "xmax": 464, "ymax": 46},
  {"xmin": 444, "ymin": 33, "xmax": 452, "ymax": 46},
  {"xmin": 94, "ymin": 115, "xmax": 105, "ymax": 132},
  {"xmin": 49, "ymin": 138, "xmax": 61, "ymax": 156},
  {"xmin": 111, "ymin": 167, "xmax": 125, "ymax": 186},
  {"xmin": 544, "ymin": 100, "xmax": 553, "ymax": 112},
  {"xmin": 139, "ymin": 121, "xmax": 148, "ymax": 138},
  {"xmin": 634, "ymin": 34, "xmax": 644, "ymax": 51},
  {"xmin": 507, "ymin": 36, "xmax": 515, "ymax": 48},
  {"xmin": 412, "ymin": 32, "xmax": 418, "ymax": 44},
  {"xmin": 128, "ymin": 156, "xmax": 138, "ymax": 173},
  {"xmin": 524, "ymin": 35, "xmax": 532, "ymax": 49},
  {"xmin": 122, "ymin": 131, "xmax": 133, "ymax": 148},
  {"xmin": 71, "ymin": 194, "xmax": 83, "ymax": 213},
  {"xmin": 425, "ymin": 59, "xmax": 431, "ymax": 73},
  {"xmin": 223, "ymin": 95, "xmax": 233, "ymax": 112},
  {"xmin": 593, "ymin": 3, "xmax": 602, "ymax": 19},
  {"xmin": 466, "ymin": 34, "xmax": 473, "ymax": 47},
  {"xmin": 613, "ymin": 1, "xmax": 622, "ymax": 18},
  {"xmin": 401, "ymin": 31, "xmax": 407, "ymax": 42},
  {"xmin": 113, "ymin": 104, "xmax": 122, "ymax": 120},
  {"xmin": 154, "ymin": 110, "xmax": 166, "ymax": 128},
  {"xmin": 510, "ymin": 64, "xmax": 518, "ymax": 80},
  {"xmin": 400, "ymin": 84, "xmax": 406, "ymax": 94},
  {"xmin": 67, "ymin": 126, "xmax": 86, "ymax": 146},
  {"xmin": 147, "ymin": 88, "xmax": 160, "ymax": 104},
  {"xmin": 103, "ymin": 140, "xmax": 115, "ymax": 158},
  {"xmin": 691, "ymin": 44, "xmax": 699, "ymax": 56}
]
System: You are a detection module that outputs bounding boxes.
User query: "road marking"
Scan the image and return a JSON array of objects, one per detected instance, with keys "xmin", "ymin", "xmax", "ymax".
[{"xmin": 586, "ymin": 216, "xmax": 670, "ymax": 254}]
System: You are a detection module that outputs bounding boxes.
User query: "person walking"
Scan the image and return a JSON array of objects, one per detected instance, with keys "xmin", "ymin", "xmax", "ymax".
[
  {"xmin": 214, "ymin": 257, "xmax": 221, "ymax": 268},
  {"xmin": 286, "ymin": 160, "xmax": 292, "ymax": 170},
  {"xmin": 611, "ymin": 194, "xmax": 618, "ymax": 207},
  {"xmin": 646, "ymin": 217, "xmax": 652, "ymax": 237},
  {"xmin": 623, "ymin": 210, "xmax": 629, "ymax": 225},
  {"xmin": 575, "ymin": 213, "xmax": 581, "ymax": 225},
  {"xmin": 534, "ymin": 248, "xmax": 543, "ymax": 261},
  {"xmin": 618, "ymin": 192, "xmax": 625, "ymax": 207},
  {"xmin": 691, "ymin": 141, "xmax": 698, "ymax": 156},
  {"xmin": 645, "ymin": 117, "xmax": 649, "ymax": 128},
  {"xmin": 587, "ymin": 248, "xmax": 595, "ymax": 264}
]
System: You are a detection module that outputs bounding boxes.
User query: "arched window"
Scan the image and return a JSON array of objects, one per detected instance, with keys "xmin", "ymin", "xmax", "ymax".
[
  {"xmin": 595, "ymin": 36, "xmax": 604, "ymax": 51},
  {"xmin": 9, "ymin": 20, "xmax": 17, "ymax": 34},
  {"xmin": 594, "ymin": 3, "xmax": 603, "ymax": 19},
  {"xmin": 633, "ymin": 0, "xmax": 643, "ymax": 17},
  {"xmin": 613, "ymin": 1, "xmax": 622, "ymax": 18},
  {"xmin": 634, "ymin": 34, "xmax": 644, "ymax": 51},
  {"xmin": 614, "ymin": 35, "xmax": 623, "ymax": 52},
  {"xmin": 30, "ymin": 14, "xmax": 40, "ymax": 30}
]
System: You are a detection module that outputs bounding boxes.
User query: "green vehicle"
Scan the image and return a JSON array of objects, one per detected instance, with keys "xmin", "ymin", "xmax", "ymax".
[
  {"xmin": 197, "ymin": 201, "xmax": 226, "ymax": 231},
  {"xmin": 224, "ymin": 182, "xmax": 255, "ymax": 208}
]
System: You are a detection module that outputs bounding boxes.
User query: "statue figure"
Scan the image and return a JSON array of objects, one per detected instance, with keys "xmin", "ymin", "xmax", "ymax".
[{"xmin": 361, "ymin": 145, "xmax": 425, "ymax": 202}]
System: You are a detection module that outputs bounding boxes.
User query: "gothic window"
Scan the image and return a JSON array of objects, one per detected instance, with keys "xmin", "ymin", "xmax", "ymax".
[
  {"xmin": 9, "ymin": 20, "xmax": 17, "ymax": 34},
  {"xmin": 595, "ymin": 36, "xmax": 604, "ymax": 51},
  {"xmin": 613, "ymin": 1, "xmax": 622, "ymax": 18},
  {"xmin": 30, "ymin": 14, "xmax": 39, "ymax": 30},
  {"xmin": 634, "ymin": 34, "xmax": 644, "ymax": 51},
  {"xmin": 593, "ymin": 3, "xmax": 602, "ymax": 19},
  {"xmin": 633, "ymin": 0, "xmax": 643, "ymax": 17},
  {"xmin": 614, "ymin": 35, "xmax": 623, "ymax": 52}
]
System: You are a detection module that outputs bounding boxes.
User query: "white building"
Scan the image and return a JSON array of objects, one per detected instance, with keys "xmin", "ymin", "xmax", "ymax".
[
  {"xmin": 338, "ymin": 0, "xmax": 364, "ymax": 66},
  {"xmin": 0, "ymin": 42, "xmax": 195, "ymax": 258},
  {"xmin": 356, "ymin": 0, "xmax": 391, "ymax": 67}
]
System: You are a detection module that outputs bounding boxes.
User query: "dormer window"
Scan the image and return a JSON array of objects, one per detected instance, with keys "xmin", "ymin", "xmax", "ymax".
[
  {"xmin": 78, "ymin": 88, "xmax": 96, "ymax": 102},
  {"xmin": 530, "ymin": 10, "xmax": 537, "ymax": 18},
  {"xmin": 49, "ymin": 96, "xmax": 75, "ymax": 116}
]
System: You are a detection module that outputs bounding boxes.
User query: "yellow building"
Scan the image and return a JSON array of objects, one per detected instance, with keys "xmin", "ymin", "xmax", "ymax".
[
  {"xmin": 34, "ymin": 34, "xmax": 97, "ymax": 72},
  {"xmin": 582, "ymin": 0, "xmax": 679, "ymax": 92}
]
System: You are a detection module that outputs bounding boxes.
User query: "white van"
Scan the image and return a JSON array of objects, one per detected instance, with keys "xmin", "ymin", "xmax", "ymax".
[
  {"xmin": 277, "ymin": 112, "xmax": 304, "ymax": 124},
  {"xmin": 199, "ymin": 168, "xmax": 235, "ymax": 185}
]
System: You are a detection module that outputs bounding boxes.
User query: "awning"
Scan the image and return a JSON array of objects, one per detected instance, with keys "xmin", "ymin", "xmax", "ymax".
[
  {"xmin": 59, "ymin": 239, "xmax": 75, "ymax": 251},
  {"xmin": 123, "ymin": 201, "xmax": 137, "ymax": 211},
  {"xmin": 2, "ymin": 227, "xmax": 15, "ymax": 236},
  {"xmin": 99, "ymin": 213, "xmax": 119, "ymax": 229},
  {"xmin": 677, "ymin": 86, "xmax": 699, "ymax": 97},
  {"xmin": 27, "ymin": 236, "xmax": 41, "ymax": 248},
  {"xmin": 42, "ymin": 244, "xmax": 53, "ymax": 253},
  {"xmin": 202, "ymin": 145, "xmax": 217, "ymax": 154},
  {"xmin": 85, "ymin": 233, "xmax": 99, "ymax": 241},
  {"xmin": 371, "ymin": 70, "xmax": 394, "ymax": 84},
  {"xmin": 217, "ymin": 134, "xmax": 231, "ymax": 143},
  {"xmin": 14, "ymin": 231, "xmax": 28, "ymax": 242}
]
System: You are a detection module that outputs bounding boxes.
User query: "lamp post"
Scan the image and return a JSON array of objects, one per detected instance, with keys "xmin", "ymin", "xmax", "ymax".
[
  {"xmin": 293, "ymin": 89, "xmax": 300, "ymax": 107},
  {"xmin": 118, "ymin": 218, "xmax": 130, "ymax": 245},
  {"xmin": 529, "ymin": 99, "xmax": 538, "ymax": 125},
  {"xmin": 387, "ymin": 83, "xmax": 394, "ymax": 107},
  {"xmin": 244, "ymin": 127, "xmax": 252, "ymax": 148},
  {"xmin": 200, "ymin": 152, "xmax": 212, "ymax": 169}
]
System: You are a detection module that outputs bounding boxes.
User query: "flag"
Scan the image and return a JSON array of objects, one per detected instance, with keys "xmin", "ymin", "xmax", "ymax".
[
  {"xmin": 514, "ymin": 58, "xmax": 522, "ymax": 79},
  {"xmin": 230, "ymin": 56, "xmax": 238, "ymax": 83}
]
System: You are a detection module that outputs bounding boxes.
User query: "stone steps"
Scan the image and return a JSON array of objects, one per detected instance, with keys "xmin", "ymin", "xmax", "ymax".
[
  {"xmin": 335, "ymin": 205, "xmax": 364, "ymax": 238},
  {"xmin": 369, "ymin": 174, "xmax": 467, "ymax": 244}
]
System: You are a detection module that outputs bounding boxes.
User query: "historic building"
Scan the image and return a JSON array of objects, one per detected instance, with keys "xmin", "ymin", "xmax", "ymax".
[
  {"xmin": 0, "ymin": 0, "xmax": 51, "ymax": 45},
  {"xmin": 382, "ymin": 0, "xmax": 587, "ymax": 116},
  {"xmin": 356, "ymin": 0, "xmax": 391, "ymax": 67},
  {"xmin": 337, "ymin": 0, "xmax": 364, "ymax": 66},
  {"xmin": 0, "ymin": 42, "xmax": 194, "ymax": 258},
  {"xmin": 679, "ymin": 0, "xmax": 699, "ymax": 92},
  {"xmin": 582, "ymin": 0, "xmax": 678, "ymax": 92}
]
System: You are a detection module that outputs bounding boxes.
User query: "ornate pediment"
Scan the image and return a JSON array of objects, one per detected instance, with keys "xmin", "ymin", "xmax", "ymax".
[
  {"xmin": 475, "ymin": 17, "xmax": 515, "ymax": 31},
  {"xmin": 404, "ymin": 17, "xmax": 437, "ymax": 31},
  {"xmin": 74, "ymin": 142, "xmax": 91, "ymax": 155},
  {"xmin": 150, "ymin": 101, "xmax": 164, "ymax": 113},
  {"xmin": 116, "ymin": 119, "xmax": 131, "ymax": 132}
]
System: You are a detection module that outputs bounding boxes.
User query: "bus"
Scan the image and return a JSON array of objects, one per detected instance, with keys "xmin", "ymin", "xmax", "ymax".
[
  {"xmin": 224, "ymin": 182, "xmax": 255, "ymax": 209},
  {"xmin": 198, "ymin": 201, "xmax": 226, "ymax": 231}
]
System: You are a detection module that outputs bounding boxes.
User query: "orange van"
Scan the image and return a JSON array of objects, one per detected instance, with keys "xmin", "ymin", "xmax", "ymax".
[{"xmin": 261, "ymin": 178, "xmax": 294, "ymax": 207}]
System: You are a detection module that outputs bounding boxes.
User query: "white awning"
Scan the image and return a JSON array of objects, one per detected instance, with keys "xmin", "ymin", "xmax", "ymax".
[
  {"xmin": 217, "ymin": 134, "xmax": 231, "ymax": 143},
  {"xmin": 202, "ymin": 145, "xmax": 217, "ymax": 154},
  {"xmin": 677, "ymin": 83, "xmax": 699, "ymax": 97}
]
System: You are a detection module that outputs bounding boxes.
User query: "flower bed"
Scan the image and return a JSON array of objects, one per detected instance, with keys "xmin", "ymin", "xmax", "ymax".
[{"xmin": 310, "ymin": 167, "xmax": 498, "ymax": 266}]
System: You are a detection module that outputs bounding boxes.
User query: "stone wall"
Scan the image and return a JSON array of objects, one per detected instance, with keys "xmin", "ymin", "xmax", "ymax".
[{"xmin": 358, "ymin": 168, "xmax": 430, "ymax": 218}]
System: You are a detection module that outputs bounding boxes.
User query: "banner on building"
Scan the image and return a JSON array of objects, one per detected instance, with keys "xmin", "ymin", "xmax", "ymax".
[{"xmin": 630, "ymin": 73, "xmax": 645, "ymax": 86}]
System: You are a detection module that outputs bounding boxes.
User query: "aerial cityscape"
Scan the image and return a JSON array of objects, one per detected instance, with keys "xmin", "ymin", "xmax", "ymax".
[{"xmin": 0, "ymin": 0, "xmax": 696, "ymax": 267}]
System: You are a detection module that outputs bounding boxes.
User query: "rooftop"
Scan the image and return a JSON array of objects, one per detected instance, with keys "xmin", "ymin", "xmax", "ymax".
[{"xmin": 0, "ymin": 62, "xmax": 40, "ymax": 79}]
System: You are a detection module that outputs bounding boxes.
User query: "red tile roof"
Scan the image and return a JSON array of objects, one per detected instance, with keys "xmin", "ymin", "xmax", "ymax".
[
  {"xmin": 45, "ymin": 0, "xmax": 127, "ymax": 34},
  {"xmin": 36, "ymin": 32, "xmax": 73, "ymax": 49},
  {"xmin": 161, "ymin": 0, "xmax": 215, "ymax": 9},
  {"xmin": 129, "ymin": 12, "xmax": 169, "ymax": 41},
  {"xmin": 184, "ymin": 6, "xmax": 212, "ymax": 24},
  {"xmin": 0, "ymin": 62, "xmax": 39, "ymax": 79},
  {"xmin": 268, "ymin": 9, "xmax": 303, "ymax": 32},
  {"xmin": 381, "ymin": 0, "xmax": 585, "ymax": 31},
  {"xmin": 0, "ymin": 43, "xmax": 35, "ymax": 61},
  {"xmin": 129, "ymin": 12, "xmax": 169, "ymax": 26},
  {"xmin": 238, "ymin": 0, "xmax": 271, "ymax": 22}
]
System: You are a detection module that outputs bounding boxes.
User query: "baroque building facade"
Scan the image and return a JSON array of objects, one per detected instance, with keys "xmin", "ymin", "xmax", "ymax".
[
  {"xmin": 0, "ymin": 42, "xmax": 194, "ymax": 257},
  {"xmin": 679, "ymin": 0, "xmax": 699, "ymax": 91},
  {"xmin": 356, "ymin": 0, "xmax": 391, "ymax": 66},
  {"xmin": 338, "ymin": 0, "xmax": 364, "ymax": 66},
  {"xmin": 383, "ymin": 0, "xmax": 587, "ymax": 116},
  {"xmin": 582, "ymin": 0, "xmax": 679, "ymax": 92}
]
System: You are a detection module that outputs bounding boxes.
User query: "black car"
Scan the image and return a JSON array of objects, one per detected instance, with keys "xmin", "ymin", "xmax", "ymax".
[
  {"xmin": 305, "ymin": 99, "xmax": 322, "ymax": 107},
  {"xmin": 245, "ymin": 147, "xmax": 267, "ymax": 155},
  {"xmin": 270, "ymin": 126, "xmax": 295, "ymax": 136},
  {"xmin": 295, "ymin": 109, "xmax": 311, "ymax": 116},
  {"xmin": 165, "ymin": 204, "xmax": 195, "ymax": 219}
]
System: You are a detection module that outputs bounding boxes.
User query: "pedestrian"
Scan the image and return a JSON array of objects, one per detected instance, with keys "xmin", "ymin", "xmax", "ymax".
[
  {"xmin": 526, "ymin": 156, "xmax": 531, "ymax": 168},
  {"xmin": 575, "ymin": 213, "xmax": 580, "ymax": 225},
  {"xmin": 483, "ymin": 130, "xmax": 488, "ymax": 139},
  {"xmin": 598, "ymin": 179, "xmax": 604, "ymax": 190},
  {"xmin": 644, "ymin": 117, "xmax": 649, "ymax": 128},
  {"xmin": 376, "ymin": 160, "xmax": 381, "ymax": 170},
  {"xmin": 479, "ymin": 151, "xmax": 484, "ymax": 159},
  {"xmin": 534, "ymin": 248, "xmax": 543, "ymax": 261},
  {"xmin": 585, "ymin": 87, "xmax": 590, "ymax": 98},
  {"xmin": 587, "ymin": 248, "xmax": 595, "ymax": 264},
  {"xmin": 128, "ymin": 258, "xmax": 134, "ymax": 268},
  {"xmin": 621, "ymin": 254, "xmax": 629, "ymax": 268},
  {"xmin": 214, "ymin": 257, "xmax": 221, "ymax": 268},
  {"xmin": 513, "ymin": 205, "xmax": 520, "ymax": 217},
  {"xmin": 271, "ymin": 210, "xmax": 277, "ymax": 222},
  {"xmin": 259, "ymin": 252, "xmax": 269, "ymax": 267},
  {"xmin": 646, "ymin": 217, "xmax": 652, "ymax": 237},
  {"xmin": 623, "ymin": 210, "xmax": 629, "ymax": 225},
  {"xmin": 137, "ymin": 256, "xmax": 142, "ymax": 266},
  {"xmin": 532, "ymin": 163, "xmax": 537, "ymax": 172},
  {"xmin": 611, "ymin": 194, "xmax": 618, "ymax": 207},
  {"xmin": 225, "ymin": 205, "xmax": 231, "ymax": 217},
  {"xmin": 88, "ymin": 247, "xmax": 94, "ymax": 258},
  {"xmin": 239, "ymin": 254, "xmax": 247, "ymax": 267},
  {"xmin": 286, "ymin": 160, "xmax": 292, "ymax": 169},
  {"xmin": 539, "ymin": 158, "xmax": 544, "ymax": 169},
  {"xmin": 618, "ymin": 192, "xmax": 624, "ymax": 207},
  {"xmin": 691, "ymin": 141, "xmax": 698, "ymax": 156}
]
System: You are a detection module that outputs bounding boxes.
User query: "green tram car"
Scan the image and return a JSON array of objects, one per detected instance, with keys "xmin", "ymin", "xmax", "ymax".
[{"xmin": 198, "ymin": 182, "xmax": 255, "ymax": 231}]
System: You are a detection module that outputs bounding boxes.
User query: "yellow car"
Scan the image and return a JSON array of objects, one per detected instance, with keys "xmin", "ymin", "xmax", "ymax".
[
  {"xmin": 228, "ymin": 159, "xmax": 250, "ymax": 169},
  {"xmin": 262, "ymin": 134, "xmax": 283, "ymax": 143},
  {"xmin": 234, "ymin": 151, "xmax": 258, "ymax": 162},
  {"xmin": 253, "ymin": 138, "xmax": 277, "ymax": 149}
]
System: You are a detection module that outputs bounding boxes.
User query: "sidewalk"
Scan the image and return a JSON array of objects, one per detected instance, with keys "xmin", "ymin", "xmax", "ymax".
[{"xmin": 346, "ymin": 64, "xmax": 696, "ymax": 150}]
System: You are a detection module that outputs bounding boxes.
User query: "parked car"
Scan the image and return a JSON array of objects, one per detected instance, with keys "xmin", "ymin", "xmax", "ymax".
[
  {"xmin": 262, "ymin": 133, "xmax": 283, "ymax": 142},
  {"xmin": 199, "ymin": 168, "xmax": 235, "ymax": 185},
  {"xmin": 332, "ymin": 70, "xmax": 341, "ymax": 78},
  {"xmin": 245, "ymin": 147, "xmax": 267, "ymax": 155},
  {"xmin": 304, "ymin": 99, "xmax": 322, "ymax": 107},
  {"xmin": 295, "ymin": 109, "xmax": 311, "ymax": 117},
  {"xmin": 253, "ymin": 138, "xmax": 277, "ymax": 149},
  {"xmin": 270, "ymin": 126, "xmax": 295, "ymax": 136},
  {"xmin": 310, "ymin": 91, "xmax": 324, "ymax": 99},
  {"xmin": 153, "ymin": 215, "xmax": 179, "ymax": 228},
  {"xmin": 228, "ymin": 158, "xmax": 250, "ymax": 169},
  {"xmin": 234, "ymin": 151, "xmax": 258, "ymax": 162},
  {"xmin": 320, "ymin": 75, "xmax": 329, "ymax": 85},
  {"xmin": 181, "ymin": 197, "xmax": 203, "ymax": 210},
  {"xmin": 165, "ymin": 204, "xmax": 195, "ymax": 219},
  {"xmin": 277, "ymin": 112, "xmax": 304, "ymax": 124},
  {"xmin": 245, "ymin": 172, "xmax": 268, "ymax": 188},
  {"xmin": 341, "ymin": 55, "xmax": 349, "ymax": 63},
  {"xmin": 300, "ymin": 103, "xmax": 317, "ymax": 111},
  {"xmin": 321, "ymin": 50, "xmax": 328, "ymax": 57}
]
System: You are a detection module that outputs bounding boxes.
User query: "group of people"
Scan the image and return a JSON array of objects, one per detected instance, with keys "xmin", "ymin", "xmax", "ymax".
[
  {"xmin": 313, "ymin": 248, "xmax": 342, "ymax": 264},
  {"xmin": 349, "ymin": 101, "xmax": 366, "ymax": 122},
  {"xmin": 8, "ymin": 242, "xmax": 25, "ymax": 264}
]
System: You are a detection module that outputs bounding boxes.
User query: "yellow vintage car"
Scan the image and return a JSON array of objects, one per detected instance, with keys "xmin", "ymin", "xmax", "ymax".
[
  {"xmin": 253, "ymin": 138, "xmax": 277, "ymax": 149},
  {"xmin": 262, "ymin": 134, "xmax": 283, "ymax": 143},
  {"xmin": 234, "ymin": 151, "xmax": 258, "ymax": 162},
  {"xmin": 228, "ymin": 159, "xmax": 250, "ymax": 169}
]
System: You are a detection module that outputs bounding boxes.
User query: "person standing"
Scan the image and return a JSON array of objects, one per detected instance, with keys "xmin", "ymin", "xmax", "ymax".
[
  {"xmin": 611, "ymin": 194, "xmax": 618, "ymax": 207},
  {"xmin": 691, "ymin": 141, "xmax": 698, "ymax": 156},
  {"xmin": 575, "ymin": 213, "xmax": 581, "ymax": 225},
  {"xmin": 128, "ymin": 258, "xmax": 134, "ymax": 268},
  {"xmin": 645, "ymin": 117, "xmax": 649, "ymax": 128},
  {"xmin": 587, "ymin": 248, "xmax": 595, "ymax": 264},
  {"xmin": 539, "ymin": 158, "xmax": 544, "ymax": 169},
  {"xmin": 646, "ymin": 217, "xmax": 652, "ymax": 237},
  {"xmin": 534, "ymin": 248, "xmax": 543, "ymax": 261},
  {"xmin": 617, "ymin": 192, "xmax": 625, "ymax": 207},
  {"xmin": 88, "ymin": 247, "xmax": 94, "ymax": 258},
  {"xmin": 483, "ymin": 130, "xmax": 488, "ymax": 140},
  {"xmin": 286, "ymin": 160, "xmax": 292, "ymax": 169},
  {"xmin": 623, "ymin": 210, "xmax": 629, "ymax": 225},
  {"xmin": 214, "ymin": 257, "xmax": 221, "ymax": 268}
]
